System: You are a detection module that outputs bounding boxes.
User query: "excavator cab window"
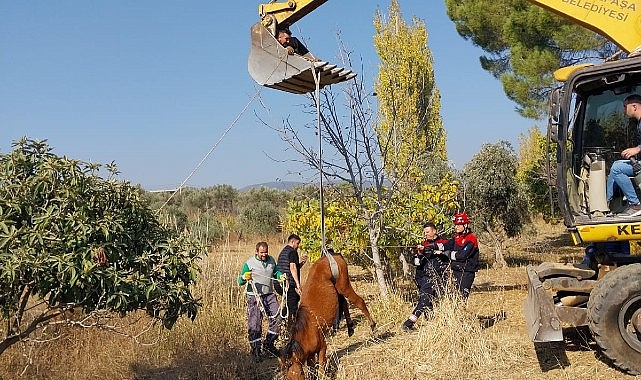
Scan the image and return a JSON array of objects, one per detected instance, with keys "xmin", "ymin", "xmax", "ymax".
[
  {"xmin": 581, "ymin": 90, "xmax": 634, "ymax": 153},
  {"xmin": 565, "ymin": 79, "xmax": 641, "ymax": 218}
]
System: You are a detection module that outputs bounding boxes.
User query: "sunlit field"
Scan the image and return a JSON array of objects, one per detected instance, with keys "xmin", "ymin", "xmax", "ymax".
[{"xmin": 0, "ymin": 223, "xmax": 636, "ymax": 379}]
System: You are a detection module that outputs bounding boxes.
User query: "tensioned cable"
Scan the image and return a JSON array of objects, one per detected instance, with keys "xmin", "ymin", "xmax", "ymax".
[
  {"xmin": 157, "ymin": 87, "xmax": 264, "ymax": 212},
  {"xmin": 157, "ymin": 40, "xmax": 293, "ymax": 212}
]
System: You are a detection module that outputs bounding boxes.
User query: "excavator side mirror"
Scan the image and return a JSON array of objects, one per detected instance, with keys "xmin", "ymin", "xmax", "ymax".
[{"xmin": 548, "ymin": 88, "xmax": 561, "ymax": 143}]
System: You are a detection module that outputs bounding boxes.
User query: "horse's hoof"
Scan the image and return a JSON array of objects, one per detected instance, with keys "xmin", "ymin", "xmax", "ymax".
[{"xmin": 347, "ymin": 326, "xmax": 355, "ymax": 337}]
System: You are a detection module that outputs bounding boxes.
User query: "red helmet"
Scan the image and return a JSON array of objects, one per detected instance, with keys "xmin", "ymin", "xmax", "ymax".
[{"xmin": 452, "ymin": 212, "xmax": 471, "ymax": 225}]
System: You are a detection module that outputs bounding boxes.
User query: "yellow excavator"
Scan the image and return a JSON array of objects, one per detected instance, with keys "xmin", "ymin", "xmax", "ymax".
[
  {"xmin": 520, "ymin": 1, "xmax": 641, "ymax": 376},
  {"xmin": 248, "ymin": 0, "xmax": 641, "ymax": 374}
]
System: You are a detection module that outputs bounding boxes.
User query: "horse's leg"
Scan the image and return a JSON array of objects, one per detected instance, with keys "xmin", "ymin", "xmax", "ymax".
[
  {"xmin": 338, "ymin": 294, "xmax": 355, "ymax": 336},
  {"xmin": 306, "ymin": 355, "xmax": 317, "ymax": 379},
  {"xmin": 336, "ymin": 281, "xmax": 376, "ymax": 331},
  {"xmin": 317, "ymin": 340, "xmax": 327, "ymax": 378}
]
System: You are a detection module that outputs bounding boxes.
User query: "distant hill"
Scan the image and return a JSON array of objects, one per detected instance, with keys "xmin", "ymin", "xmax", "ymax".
[{"xmin": 239, "ymin": 181, "xmax": 307, "ymax": 191}]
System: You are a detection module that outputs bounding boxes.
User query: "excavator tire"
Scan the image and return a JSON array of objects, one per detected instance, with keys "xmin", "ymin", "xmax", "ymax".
[{"xmin": 587, "ymin": 263, "xmax": 641, "ymax": 375}]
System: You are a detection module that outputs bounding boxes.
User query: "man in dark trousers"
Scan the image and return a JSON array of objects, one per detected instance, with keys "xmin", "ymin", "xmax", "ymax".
[
  {"xmin": 441, "ymin": 212, "xmax": 480, "ymax": 299},
  {"xmin": 402, "ymin": 222, "xmax": 449, "ymax": 331},
  {"xmin": 277, "ymin": 233, "xmax": 306, "ymax": 327},
  {"xmin": 606, "ymin": 94, "xmax": 641, "ymax": 216},
  {"xmin": 238, "ymin": 242, "xmax": 285, "ymax": 362}
]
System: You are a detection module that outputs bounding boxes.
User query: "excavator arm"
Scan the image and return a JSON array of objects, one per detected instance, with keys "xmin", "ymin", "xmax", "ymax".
[
  {"xmin": 527, "ymin": 0, "xmax": 641, "ymax": 54},
  {"xmin": 258, "ymin": 0, "xmax": 328, "ymax": 36},
  {"xmin": 249, "ymin": 0, "xmax": 641, "ymax": 92}
]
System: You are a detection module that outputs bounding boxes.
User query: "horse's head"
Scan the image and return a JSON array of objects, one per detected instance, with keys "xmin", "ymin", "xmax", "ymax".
[
  {"xmin": 279, "ymin": 338, "xmax": 306, "ymax": 380},
  {"xmin": 279, "ymin": 356, "xmax": 304, "ymax": 380}
]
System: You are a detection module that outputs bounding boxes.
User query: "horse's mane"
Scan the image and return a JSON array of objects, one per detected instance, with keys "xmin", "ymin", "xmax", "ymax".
[
  {"xmin": 290, "ymin": 305, "xmax": 309, "ymax": 339},
  {"xmin": 281, "ymin": 306, "xmax": 309, "ymax": 360}
]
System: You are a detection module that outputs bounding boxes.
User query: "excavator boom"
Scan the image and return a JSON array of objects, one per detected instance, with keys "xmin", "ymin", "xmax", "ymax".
[
  {"xmin": 528, "ymin": 0, "xmax": 641, "ymax": 53},
  {"xmin": 259, "ymin": 0, "xmax": 328, "ymax": 30}
]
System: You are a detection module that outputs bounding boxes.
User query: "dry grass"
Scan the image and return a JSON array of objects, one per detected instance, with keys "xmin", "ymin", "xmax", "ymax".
[{"xmin": 0, "ymin": 224, "xmax": 638, "ymax": 379}]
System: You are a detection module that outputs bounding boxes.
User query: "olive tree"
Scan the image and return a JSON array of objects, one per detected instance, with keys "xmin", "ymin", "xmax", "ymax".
[
  {"xmin": 0, "ymin": 138, "xmax": 203, "ymax": 355},
  {"xmin": 462, "ymin": 141, "xmax": 530, "ymax": 267}
]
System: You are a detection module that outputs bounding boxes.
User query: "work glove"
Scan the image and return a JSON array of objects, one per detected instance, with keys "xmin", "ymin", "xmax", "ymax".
[
  {"xmin": 285, "ymin": 46, "xmax": 295, "ymax": 55},
  {"xmin": 278, "ymin": 273, "xmax": 286, "ymax": 282},
  {"xmin": 243, "ymin": 271, "xmax": 252, "ymax": 281}
]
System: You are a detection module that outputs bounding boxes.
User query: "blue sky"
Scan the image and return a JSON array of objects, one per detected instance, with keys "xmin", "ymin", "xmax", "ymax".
[{"xmin": 1, "ymin": 1, "xmax": 537, "ymax": 190}]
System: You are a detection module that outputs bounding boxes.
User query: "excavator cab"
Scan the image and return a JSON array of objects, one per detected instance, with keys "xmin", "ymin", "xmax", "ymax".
[
  {"xmin": 523, "ymin": 56, "xmax": 641, "ymax": 375},
  {"xmin": 247, "ymin": 0, "xmax": 356, "ymax": 94}
]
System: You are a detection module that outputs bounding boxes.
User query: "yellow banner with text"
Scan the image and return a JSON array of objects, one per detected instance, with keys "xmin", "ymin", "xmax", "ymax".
[{"xmin": 529, "ymin": 0, "xmax": 641, "ymax": 52}]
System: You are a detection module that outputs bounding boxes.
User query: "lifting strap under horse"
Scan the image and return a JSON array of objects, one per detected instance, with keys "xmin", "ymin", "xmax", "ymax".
[{"xmin": 324, "ymin": 249, "xmax": 339, "ymax": 283}]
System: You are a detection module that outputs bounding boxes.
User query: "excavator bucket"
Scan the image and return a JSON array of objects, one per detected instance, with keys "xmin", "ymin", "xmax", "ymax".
[
  {"xmin": 524, "ymin": 265, "xmax": 564, "ymax": 342},
  {"xmin": 247, "ymin": 23, "xmax": 357, "ymax": 94}
]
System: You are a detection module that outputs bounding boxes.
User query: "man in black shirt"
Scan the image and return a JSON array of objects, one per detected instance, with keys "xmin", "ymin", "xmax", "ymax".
[
  {"xmin": 277, "ymin": 233, "xmax": 306, "ymax": 326},
  {"xmin": 276, "ymin": 28, "xmax": 319, "ymax": 61}
]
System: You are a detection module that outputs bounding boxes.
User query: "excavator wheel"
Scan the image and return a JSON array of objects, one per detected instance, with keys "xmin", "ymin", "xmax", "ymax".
[{"xmin": 587, "ymin": 263, "xmax": 641, "ymax": 375}]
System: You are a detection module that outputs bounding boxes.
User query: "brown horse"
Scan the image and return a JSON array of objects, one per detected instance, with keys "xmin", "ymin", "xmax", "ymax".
[{"xmin": 279, "ymin": 251, "xmax": 376, "ymax": 379}]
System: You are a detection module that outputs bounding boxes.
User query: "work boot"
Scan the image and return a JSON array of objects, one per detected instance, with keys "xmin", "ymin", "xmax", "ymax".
[
  {"xmin": 249, "ymin": 330, "xmax": 263, "ymax": 363},
  {"xmin": 263, "ymin": 333, "xmax": 280, "ymax": 357},
  {"xmin": 251, "ymin": 342, "xmax": 262, "ymax": 363},
  {"xmin": 402, "ymin": 319, "xmax": 415, "ymax": 332}
]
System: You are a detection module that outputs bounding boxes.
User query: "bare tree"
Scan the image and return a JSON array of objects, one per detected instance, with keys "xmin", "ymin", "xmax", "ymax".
[{"xmin": 259, "ymin": 50, "xmax": 429, "ymax": 299}]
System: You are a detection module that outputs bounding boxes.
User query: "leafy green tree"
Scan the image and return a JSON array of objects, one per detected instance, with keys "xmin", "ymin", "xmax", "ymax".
[
  {"xmin": 203, "ymin": 184, "xmax": 238, "ymax": 215},
  {"xmin": 189, "ymin": 210, "xmax": 225, "ymax": 245},
  {"xmin": 444, "ymin": 0, "xmax": 617, "ymax": 118},
  {"xmin": 516, "ymin": 126, "xmax": 558, "ymax": 218},
  {"xmin": 462, "ymin": 141, "xmax": 530, "ymax": 267},
  {"xmin": 0, "ymin": 138, "xmax": 203, "ymax": 355},
  {"xmin": 239, "ymin": 200, "xmax": 281, "ymax": 236},
  {"xmin": 238, "ymin": 187, "xmax": 288, "ymax": 236}
]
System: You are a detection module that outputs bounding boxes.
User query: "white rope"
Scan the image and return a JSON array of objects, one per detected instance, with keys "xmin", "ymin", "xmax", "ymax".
[
  {"xmin": 157, "ymin": 87, "xmax": 264, "ymax": 212},
  {"xmin": 279, "ymin": 278, "xmax": 290, "ymax": 319},
  {"xmin": 247, "ymin": 276, "xmax": 289, "ymax": 320}
]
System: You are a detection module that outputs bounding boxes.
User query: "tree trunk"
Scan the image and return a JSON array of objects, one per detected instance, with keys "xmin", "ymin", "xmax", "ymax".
[
  {"xmin": 399, "ymin": 251, "xmax": 411, "ymax": 277},
  {"xmin": 494, "ymin": 244, "xmax": 507, "ymax": 268},
  {"xmin": 484, "ymin": 224, "xmax": 507, "ymax": 268},
  {"xmin": 368, "ymin": 222, "xmax": 389, "ymax": 300}
]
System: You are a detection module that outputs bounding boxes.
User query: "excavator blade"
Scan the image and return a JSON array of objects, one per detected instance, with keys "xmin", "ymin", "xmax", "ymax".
[
  {"xmin": 247, "ymin": 23, "xmax": 356, "ymax": 94},
  {"xmin": 524, "ymin": 265, "xmax": 564, "ymax": 342}
]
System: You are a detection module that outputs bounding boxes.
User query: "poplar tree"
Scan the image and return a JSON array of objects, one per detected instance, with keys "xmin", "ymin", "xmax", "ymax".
[{"xmin": 374, "ymin": 0, "xmax": 447, "ymax": 183}]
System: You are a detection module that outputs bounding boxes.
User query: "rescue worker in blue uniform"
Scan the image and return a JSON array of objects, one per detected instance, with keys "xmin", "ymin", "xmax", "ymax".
[
  {"xmin": 402, "ymin": 222, "xmax": 449, "ymax": 331},
  {"xmin": 440, "ymin": 212, "xmax": 479, "ymax": 299}
]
